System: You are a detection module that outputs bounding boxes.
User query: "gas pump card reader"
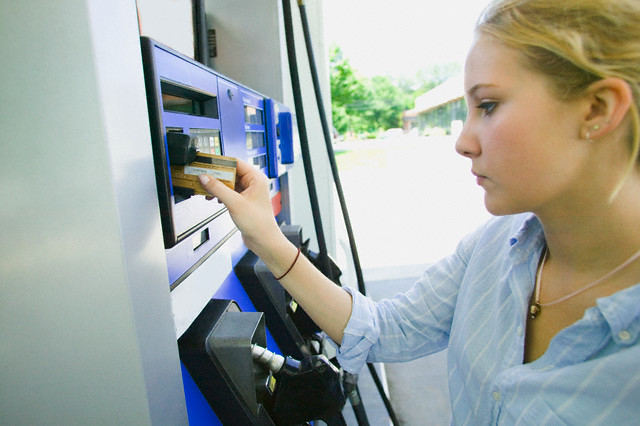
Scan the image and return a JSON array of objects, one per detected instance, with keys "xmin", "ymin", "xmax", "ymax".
[{"xmin": 165, "ymin": 130, "xmax": 237, "ymax": 195}]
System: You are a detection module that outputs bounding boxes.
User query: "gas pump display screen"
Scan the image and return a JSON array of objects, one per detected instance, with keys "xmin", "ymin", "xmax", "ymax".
[
  {"xmin": 244, "ymin": 105, "xmax": 263, "ymax": 125},
  {"xmin": 246, "ymin": 132, "xmax": 265, "ymax": 149},
  {"xmin": 191, "ymin": 128, "xmax": 222, "ymax": 155}
]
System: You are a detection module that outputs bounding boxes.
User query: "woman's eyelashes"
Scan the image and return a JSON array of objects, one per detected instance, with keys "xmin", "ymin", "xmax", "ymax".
[{"xmin": 476, "ymin": 100, "xmax": 498, "ymax": 116}]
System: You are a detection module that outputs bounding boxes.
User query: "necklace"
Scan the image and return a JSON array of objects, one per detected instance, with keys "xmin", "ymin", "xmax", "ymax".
[{"xmin": 529, "ymin": 245, "xmax": 640, "ymax": 319}]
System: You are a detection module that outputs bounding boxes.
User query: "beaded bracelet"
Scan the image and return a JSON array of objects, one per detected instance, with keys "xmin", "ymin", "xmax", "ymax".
[{"xmin": 274, "ymin": 247, "xmax": 301, "ymax": 280}]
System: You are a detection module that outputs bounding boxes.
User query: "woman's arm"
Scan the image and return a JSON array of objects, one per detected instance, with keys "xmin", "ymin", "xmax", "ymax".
[{"xmin": 198, "ymin": 160, "xmax": 352, "ymax": 342}]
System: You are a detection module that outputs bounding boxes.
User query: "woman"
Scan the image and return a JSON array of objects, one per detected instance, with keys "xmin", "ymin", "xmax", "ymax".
[{"xmin": 199, "ymin": 0, "xmax": 640, "ymax": 423}]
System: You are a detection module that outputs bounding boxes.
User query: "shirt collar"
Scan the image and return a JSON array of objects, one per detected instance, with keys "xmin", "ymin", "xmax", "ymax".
[
  {"xmin": 509, "ymin": 215, "xmax": 640, "ymax": 346},
  {"xmin": 597, "ymin": 283, "xmax": 640, "ymax": 346},
  {"xmin": 508, "ymin": 214, "xmax": 546, "ymax": 264}
]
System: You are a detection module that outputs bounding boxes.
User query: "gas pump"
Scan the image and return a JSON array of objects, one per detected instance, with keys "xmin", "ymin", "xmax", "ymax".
[
  {"xmin": 3, "ymin": 2, "xmax": 399, "ymax": 424},
  {"xmin": 141, "ymin": 36, "xmax": 345, "ymax": 424}
]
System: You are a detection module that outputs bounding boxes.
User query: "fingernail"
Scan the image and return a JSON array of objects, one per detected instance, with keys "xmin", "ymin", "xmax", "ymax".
[{"xmin": 198, "ymin": 174, "xmax": 211, "ymax": 185}]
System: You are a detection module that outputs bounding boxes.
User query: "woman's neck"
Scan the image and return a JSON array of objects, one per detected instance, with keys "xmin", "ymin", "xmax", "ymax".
[{"xmin": 538, "ymin": 173, "xmax": 640, "ymax": 273}]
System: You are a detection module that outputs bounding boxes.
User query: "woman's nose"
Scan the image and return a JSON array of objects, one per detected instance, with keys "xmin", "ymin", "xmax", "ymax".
[{"xmin": 455, "ymin": 122, "xmax": 480, "ymax": 158}]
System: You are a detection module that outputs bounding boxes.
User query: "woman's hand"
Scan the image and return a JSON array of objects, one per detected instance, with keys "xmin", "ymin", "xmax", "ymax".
[{"xmin": 198, "ymin": 159, "xmax": 284, "ymax": 256}]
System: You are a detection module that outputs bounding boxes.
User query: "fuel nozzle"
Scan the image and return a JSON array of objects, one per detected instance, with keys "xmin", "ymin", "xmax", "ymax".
[
  {"xmin": 251, "ymin": 344, "xmax": 346, "ymax": 425},
  {"xmin": 251, "ymin": 344, "xmax": 288, "ymax": 373}
]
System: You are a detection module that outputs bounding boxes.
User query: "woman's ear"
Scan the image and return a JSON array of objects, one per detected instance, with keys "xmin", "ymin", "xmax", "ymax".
[{"xmin": 581, "ymin": 78, "xmax": 633, "ymax": 140}]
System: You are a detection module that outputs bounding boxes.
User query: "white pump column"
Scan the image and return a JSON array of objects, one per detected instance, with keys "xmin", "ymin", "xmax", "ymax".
[{"xmin": 0, "ymin": 1, "xmax": 187, "ymax": 424}]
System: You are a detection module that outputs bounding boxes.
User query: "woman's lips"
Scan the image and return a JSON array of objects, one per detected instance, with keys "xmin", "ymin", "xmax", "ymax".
[{"xmin": 472, "ymin": 170, "xmax": 487, "ymax": 186}]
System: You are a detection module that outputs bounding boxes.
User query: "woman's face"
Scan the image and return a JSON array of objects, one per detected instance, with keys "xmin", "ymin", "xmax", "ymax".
[{"xmin": 456, "ymin": 34, "xmax": 590, "ymax": 217}]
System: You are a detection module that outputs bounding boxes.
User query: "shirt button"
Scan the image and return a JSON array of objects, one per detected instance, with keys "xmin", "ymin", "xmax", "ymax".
[
  {"xmin": 492, "ymin": 391, "xmax": 501, "ymax": 401},
  {"xmin": 516, "ymin": 326, "xmax": 523, "ymax": 336},
  {"xmin": 618, "ymin": 330, "xmax": 631, "ymax": 341}
]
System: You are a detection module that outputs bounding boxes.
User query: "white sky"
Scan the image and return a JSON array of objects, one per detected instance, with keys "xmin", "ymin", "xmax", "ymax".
[{"xmin": 322, "ymin": 0, "xmax": 492, "ymax": 78}]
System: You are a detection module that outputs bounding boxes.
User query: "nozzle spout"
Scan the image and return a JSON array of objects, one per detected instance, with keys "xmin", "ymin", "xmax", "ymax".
[{"xmin": 251, "ymin": 344, "xmax": 285, "ymax": 373}]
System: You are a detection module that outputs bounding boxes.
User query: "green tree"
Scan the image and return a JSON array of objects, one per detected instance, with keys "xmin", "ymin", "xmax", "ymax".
[
  {"xmin": 329, "ymin": 45, "xmax": 370, "ymax": 135},
  {"xmin": 368, "ymin": 75, "xmax": 413, "ymax": 130},
  {"xmin": 329, "ymin": 45, "xmax": 461, "ymax": 137}
]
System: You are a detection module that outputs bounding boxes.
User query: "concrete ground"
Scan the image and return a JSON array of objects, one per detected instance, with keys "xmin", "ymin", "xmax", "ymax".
[
  {"xmin": 333, "ymin": 135, "xmax": 490, "ymax": 269},
  {"xmin": 333, "ymin": 135, "xmax": 491, "ymax": 425}
]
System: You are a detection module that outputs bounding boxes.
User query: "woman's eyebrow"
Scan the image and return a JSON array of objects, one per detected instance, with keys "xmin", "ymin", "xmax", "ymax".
[{"xmin": 466, "ymin": 83, "xmax": 499, "ymax": 97}]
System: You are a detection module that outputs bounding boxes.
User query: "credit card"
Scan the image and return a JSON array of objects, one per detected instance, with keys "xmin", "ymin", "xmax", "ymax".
[{"xmin": 170, "ymin": 153, "xmax": 237, "ymax": 196}]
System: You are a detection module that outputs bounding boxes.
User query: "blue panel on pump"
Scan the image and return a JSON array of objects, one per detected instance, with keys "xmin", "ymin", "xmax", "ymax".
[
  {"xmin": 278, "ymin": 111, "xmax": 295, "ymax": 164},
  {"xmin": 263, "ymin": 98, "xmax": 279, "ymax": 178}
]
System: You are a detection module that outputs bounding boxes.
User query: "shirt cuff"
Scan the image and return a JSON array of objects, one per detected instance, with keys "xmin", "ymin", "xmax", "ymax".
[{"xmin": 325, "ymin": 287, "xmax": 380, "ymax": 374}]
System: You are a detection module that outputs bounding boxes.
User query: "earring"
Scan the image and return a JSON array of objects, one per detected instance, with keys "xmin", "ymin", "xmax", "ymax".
[{"xmin": 586, "ymin": 124, "xmax": 600, "ymax": 141}]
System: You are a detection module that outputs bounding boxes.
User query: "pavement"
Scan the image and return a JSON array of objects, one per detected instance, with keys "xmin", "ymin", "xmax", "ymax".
[{"xmin": 333, "ymin": 135, "xmax": 490, "ymax": 425}]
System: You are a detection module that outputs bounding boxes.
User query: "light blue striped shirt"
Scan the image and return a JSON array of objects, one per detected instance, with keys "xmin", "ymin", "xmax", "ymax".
[{"xmin": 334, "ymin": 214, "xmax": 640, "ymax": 425}]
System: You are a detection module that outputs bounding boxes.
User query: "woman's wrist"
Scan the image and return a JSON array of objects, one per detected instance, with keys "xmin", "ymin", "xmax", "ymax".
[{"xmin": 253, "ymin": 232, "xmax": 299, "ymax": 278}]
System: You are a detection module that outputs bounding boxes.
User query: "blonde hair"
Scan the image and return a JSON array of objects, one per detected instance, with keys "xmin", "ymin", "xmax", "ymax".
[{"xmin": 477, "ymin": 0, "xmax": 640, "ymax": 196}]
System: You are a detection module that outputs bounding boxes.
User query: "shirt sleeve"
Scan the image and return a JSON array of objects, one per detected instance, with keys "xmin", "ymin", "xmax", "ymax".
[{"xmin": 329, "ymin": 225, "xmax": 485, "ymax": 374}]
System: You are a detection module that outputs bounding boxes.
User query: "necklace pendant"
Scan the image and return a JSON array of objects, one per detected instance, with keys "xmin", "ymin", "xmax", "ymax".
[{"xmin": 529, "ymin": 302, "xmax": 541, "ymax": 319}]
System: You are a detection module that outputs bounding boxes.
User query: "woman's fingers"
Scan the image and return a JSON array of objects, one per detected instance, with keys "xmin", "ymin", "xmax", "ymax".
[{"xmin": 198, "ymin": 174, "xmax": 236, "ymax": 205}]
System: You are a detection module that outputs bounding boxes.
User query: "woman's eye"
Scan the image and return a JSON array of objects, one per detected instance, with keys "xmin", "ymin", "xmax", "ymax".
[{"xmin": 476, "ymin": 101, "xmax": 497, "ymax": 116}]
